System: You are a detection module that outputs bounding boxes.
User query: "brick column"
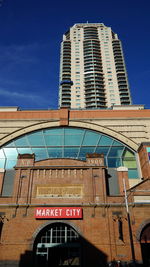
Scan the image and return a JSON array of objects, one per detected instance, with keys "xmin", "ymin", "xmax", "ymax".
[
  {"xmin": 117, "ymin": 166, "xmax": 129, "ymax": 194},
  {"xmin": 138, "ymin": 143, "xmax": 150, "ymax": 179},
  {"xmin": 0, "ymin": 168, "xmax": 5, "ymax": 195},
  {"xmin": 59, "ymin": 108, "xmax": 69, "ymax": 126}
]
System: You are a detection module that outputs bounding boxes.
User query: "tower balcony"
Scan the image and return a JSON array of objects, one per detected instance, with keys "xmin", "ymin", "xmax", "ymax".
[
  {"xmin": 119, "ymin": 89, "xmax": 129, "ymax": 93},
  {"xmin": 118, "ymin": 81, "xmax": 127, "ymax": 86},
  {"xmin": 60, "ymin": 80, "xmax": 73, "ymax": 86},
  {"xmin": 120, "ymin": 96, "xmax": 130, "ymax": 100},
  {"xmin": 116, "ymin": 68, "xmax": 125, "ymax": 72},
  {"xmin": 62, "ymin": 97, "xmax": 71, "ymax": 102},
  {"xmin": 120, "ymin": 93, "xmax": 129, "ymax": 97},
  {"xmin": 121, "ymin": 100, "xmax": 131, "ymax": 105},
  {"xmin": 119, "ymin": 85, "xmax": 128, "ymax": 89},
  {"xmin": 117, "ymin": 77, "xmax": 126, "ymax": 81},
  {"xmin": 62, "ymin": 68, "xmax": 71, "ymax": 73},
  {"xmin": 61, "ymin": 103, "xmax": 71, "ymax": 108},
  {"xmin": 61, "ymin": 90, "xmax": 71, "ymax": 95}
]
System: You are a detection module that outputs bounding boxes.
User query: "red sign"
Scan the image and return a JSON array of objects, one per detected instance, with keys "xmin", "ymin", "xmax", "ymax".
[{"xmin": 35, "ymin": 207, "xmax": 82, "ymax": 219}]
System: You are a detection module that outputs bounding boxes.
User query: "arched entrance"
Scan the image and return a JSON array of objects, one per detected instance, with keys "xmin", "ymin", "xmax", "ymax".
[
  {"xmin": 140, "ymin": 223, "xmax": 150, "ymax": 266},
  {"xmin": 33, "ymin": 222, "xmax": 81, "ymax": 266}
]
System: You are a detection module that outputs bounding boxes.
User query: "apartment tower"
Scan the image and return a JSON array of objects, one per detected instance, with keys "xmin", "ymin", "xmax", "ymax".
[{"xmin": 59, "ymin": 23, "xmax": 132, "ymax": 109}]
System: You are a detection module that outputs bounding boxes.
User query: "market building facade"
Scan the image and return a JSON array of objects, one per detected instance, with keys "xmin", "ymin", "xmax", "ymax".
[{"xmin": 0, "ymin": 106, "xmax": 150, "ymax": 266}]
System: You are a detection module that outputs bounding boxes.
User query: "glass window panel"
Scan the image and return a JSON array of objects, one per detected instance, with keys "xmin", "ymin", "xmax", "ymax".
[
  {"xmin": 27, "ymin": 135, "xmax": 45, "ymax": 146},
  {"xmin": 6, "ymin": 159, "xmax": 17, "ymax": 169},
  {"xmin": 64, "ymin": 147, "xmax": 79, "ymax": 158},
  {"xmin": 32, "ymin": 148, "xmax": 48, "ymax": 160},
  {"xmin": 64, "ymin": 135, "xmax": 82, "ymax": 146},
  {"xmin": 108, "ymin": 147, "xmax": 124, "ymax": 157},
  {"xmin": 95, "ymin": 147, "xmax": 109, "ymax": 155},
  {"xmin": 43, "ymin": 128, "xmax": 63, "ymax": 135},
  {"xmin": 28, "ymin": 130, "xmax": 42, "ymax": 135},
  {"xmin": 98, "ymin": 136, "xmax": 113, "ymax": 146},
  {"xmin": 17, "ymin": 148, "xmax": 32, "ymax": 154},
  {"xmin": 3, "ymin": 148, "xmax": 18, "ymax": 158},
  {"xmin": 123, "ymin": 159, "xmax": 137, "ymax": 168},
  {"xmin": 79, "ymin": 147, "xmax": 95, "ymax": 158},
  {"xmin": 44, "ymin": 135, "xmax": 63, "ymax": 146},
  {"xmin": 64, "ymin": 128, "xmax": 84, "ymax": 135},
  {"xmin": 5, "ymin": 141, "xmax": 15, "ymax": 147},
  {"xmin": 14, "ymin": 137, "xmax": 28, "ymax": 147},
  {"xmin": 0, "ymin": 149, "xmax": 5, "ymax": 158},
  {"xmin": 123, "ymin": 149, "xmax": 134, "ymax": 158},
  {"xmin": 128, "ymin": 169, "xmax": 138, "ymax": 179},
  {"xmin": 107, "ymin": 158, "xmax": 121, "ymax": 167},
  {"xmin": 104, "ymin": 157, "xmax": 107, "ymax": 165},
  {"xmin": 82, "ymin": 132, "xmax": 100, "ymax": 146},
  {"xmin": 146, "ymin": 147, "xmax": 150, "ymax": 153},
  {"xmin": 47, "ymin": 148, "xmax": 62, "ymax": 158},
  {"xmin": 113, "ymin": 140, "xmax": 123, "ymax": 146},
  {"xmin": 0, "ymin": 159, "xmax": 5, "ymax": 168}
]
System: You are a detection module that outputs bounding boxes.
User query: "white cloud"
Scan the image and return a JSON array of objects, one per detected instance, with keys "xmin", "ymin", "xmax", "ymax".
[
  {"xmin": 0, "ymin": 87, "xmax": 50, "ymax": 105},
  {"xmin": 0, "ymin": 43, "xmax": 50, "ymax": 68}
]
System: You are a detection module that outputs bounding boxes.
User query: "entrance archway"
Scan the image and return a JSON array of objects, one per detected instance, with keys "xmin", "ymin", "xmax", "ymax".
[
  {"xmin": 33, "ymin": 222, "xmax": 81, "ymax": 266},
  {"xmin": 140, "ymin": 223, "xmax": 150, "ymax": 266}
]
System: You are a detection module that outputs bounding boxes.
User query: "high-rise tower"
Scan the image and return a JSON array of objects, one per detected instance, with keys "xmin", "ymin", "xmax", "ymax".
[{"xmin": 59, "ymin": 23, "xmax": 132, "ymax": 109}]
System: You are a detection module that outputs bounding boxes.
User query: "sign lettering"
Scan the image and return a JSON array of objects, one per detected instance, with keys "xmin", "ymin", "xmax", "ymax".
[{"xmin": 35, "ymin": 207, "xmax": 82, "ymax": 219}]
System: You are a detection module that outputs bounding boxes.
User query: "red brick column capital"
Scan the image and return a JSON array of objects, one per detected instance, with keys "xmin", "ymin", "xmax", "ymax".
[{"xmin": 117, "ymin": 166, "xmax": 129, "ymax": 195}]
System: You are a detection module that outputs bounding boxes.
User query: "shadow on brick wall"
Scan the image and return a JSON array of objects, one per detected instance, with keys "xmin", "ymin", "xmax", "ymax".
[{"xmin": 19, "ymin": 236, "xmax": 107, "ymax": 267}]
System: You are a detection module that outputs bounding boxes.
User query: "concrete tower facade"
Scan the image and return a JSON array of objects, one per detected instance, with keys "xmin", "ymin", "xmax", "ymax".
[{"xmin": 59, "ymin": 23, "xmax": 132, "ymax": 109}]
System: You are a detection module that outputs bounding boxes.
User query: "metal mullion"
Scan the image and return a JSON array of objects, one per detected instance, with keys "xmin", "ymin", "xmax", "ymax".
[
  {"xmin": 93, "ymin": 134, "xmax": 102, "ymax": 153},
  {"xmin": 77, "ymin": 129, "xmax": 86, "ymax": 159},
  {"xmin": 46, "ymin": 230, "xmax": 48, "ymax": 243},
  {"xmin": 2, "ymin": 148, "xmax": 7, "ymax": 170},
  {"xmin": 50, "ymin": 228, "xmax": 52, "ymax": 243},
  {"xmin": 105, "ymin": 138, "xmax": 113, "ymax": 167},
  {"xmin": 42, "ymin": 130, "xmax": 49, "ymax": 159},
  {"xmin": 25, "ymin": 135, "xmax": 34, "ymax": 157},
  {"xmin": 60, "ymin": 226, "xmax": 62, "ymax": 243},
  {"xmin": 62, "ymin": 128, "xmax": 65, "ymax": 158},
  {"xmin": 121, "ymin": 147, "xmax": 126, "ymax": 166},
  {"xmin": 65, "ymin": 226, "xmax": 67, "ymax": 243},
  {"xmin": 56, "ymin": 226, "xmax": 58, "ymax": 243}
]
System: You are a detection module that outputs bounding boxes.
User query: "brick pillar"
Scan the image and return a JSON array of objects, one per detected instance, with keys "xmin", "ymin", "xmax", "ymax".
[
  {"xmin": 138, "ymin": 143, "xmax": 150, "ymax": 179},
  {"xmin": 117, "ymin": 166, "xmax": 129, "ymax": 194},
  {"xmin": 13, "ymin": 154, "xmax": 35, "ymax": 203},
  {"xmin": 16, "ymin": 153, "xmax": 35, "ymax": 167},
  {"xmin": 59, "ymin": 108, "xmax": 69, "ymax": 126},
  {"xmin": 86, "ymin": 153, "xmax": 104, "ymax": 166},
  {"xmin": 0, "ymin": 168, "xmax": 5, "ymax": 195},
  {"xmin": 86, "ymin": 153, "xmax": 107, "ymax": 202}
]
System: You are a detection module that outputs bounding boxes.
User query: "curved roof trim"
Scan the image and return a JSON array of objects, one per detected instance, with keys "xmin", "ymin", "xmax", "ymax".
[
  {"xmin": 69, "ymin": 120, "xmax": 139, "ymax": 151},
  {"xmin": 0, "ymin": 120, "xmax": 139, "ymax": 151},
  {"xmin": 0, "ymin": 121, "xmax": 60, "ymax": 147}
]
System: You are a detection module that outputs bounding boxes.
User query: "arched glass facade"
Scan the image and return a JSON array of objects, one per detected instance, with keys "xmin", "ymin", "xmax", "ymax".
[{"xmin": 0, "ymin": 127, "xmax": 138, "ymax": 178}]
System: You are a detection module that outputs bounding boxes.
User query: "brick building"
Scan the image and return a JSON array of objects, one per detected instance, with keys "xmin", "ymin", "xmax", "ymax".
[{"xmin": 0, "ymin": 106, "xmax": 150, "ymax": 266}]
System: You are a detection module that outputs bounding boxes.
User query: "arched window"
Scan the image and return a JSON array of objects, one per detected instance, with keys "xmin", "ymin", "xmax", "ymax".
[
  {"xmin": 34, "ymin": 223, "xmax": 81, "ymax": 266},
  {"xmin": 0, "ymin": 127, "xmax": 138, "ymax": 179}
]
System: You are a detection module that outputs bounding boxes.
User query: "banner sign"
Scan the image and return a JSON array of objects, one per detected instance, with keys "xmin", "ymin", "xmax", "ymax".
[{"xmin": 35, "ymin": 207, "xmax": 82, "ymax": 219}]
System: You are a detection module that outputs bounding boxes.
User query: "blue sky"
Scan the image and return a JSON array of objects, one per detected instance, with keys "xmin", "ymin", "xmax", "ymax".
[{"xmin": 0, "ymin": 0, "xmax": 150, "ymax": 109}]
